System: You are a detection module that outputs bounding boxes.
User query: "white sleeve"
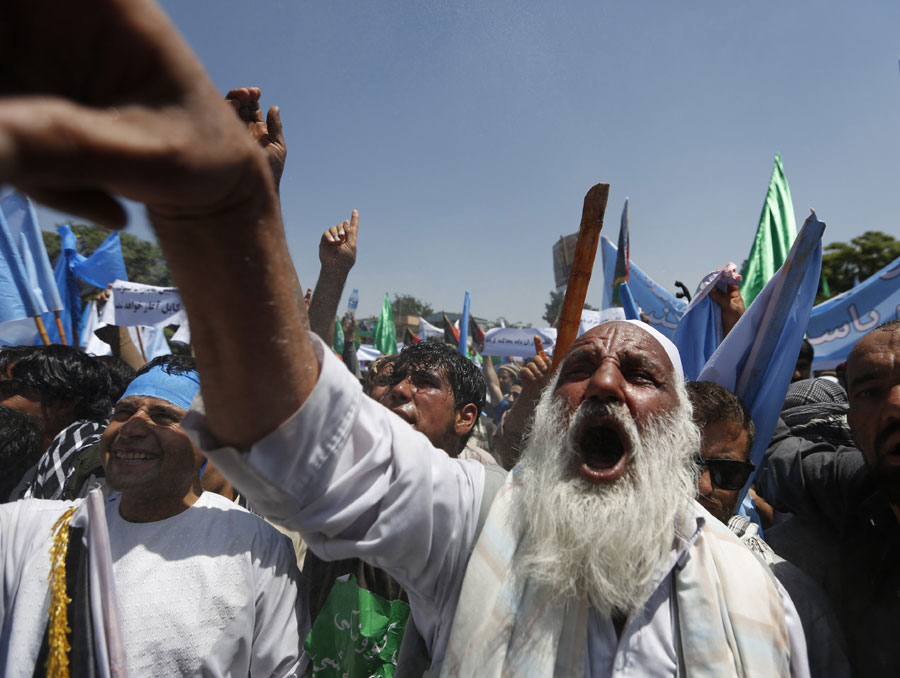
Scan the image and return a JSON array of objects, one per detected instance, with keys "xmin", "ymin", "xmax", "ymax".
[
  {"xmin": 774, "ymin": 577, "xmax": 811, "ymax": 678},
  {"xmin": 183, "ymin": 334, "xmax": 485, "ymax": 660}
]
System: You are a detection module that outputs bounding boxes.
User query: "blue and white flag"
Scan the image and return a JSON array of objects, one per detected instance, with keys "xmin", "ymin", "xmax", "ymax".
[
  {"xmin": 600, "ymin": 236, "xmax": 685, "ymax": 339},
  {"xmin": 0, "ymin": 188, "xmax": 62, "ymax": 315},
  {"xmin": 698, "ymin": 212, "xmax": 825, "ymax": 503},
  {"xmin": 672, "ymin": 264, "xmax": 742, "ymax": 381},
  {"xmin": 806, "ymin": 255, "xmax": 900, "ymax": 370},
  {"xmin": 73, "ymin": 231, "xmax": 128, "ymax": 289}
]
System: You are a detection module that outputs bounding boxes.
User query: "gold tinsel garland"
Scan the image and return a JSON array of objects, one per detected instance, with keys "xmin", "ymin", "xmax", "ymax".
[{"xmin": 46, "ymin": 506, "xmax": 77, "ymax": 678}]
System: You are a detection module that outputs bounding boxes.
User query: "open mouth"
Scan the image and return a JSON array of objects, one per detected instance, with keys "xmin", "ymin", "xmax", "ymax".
[
  {"xmin": 391, "ymin": 405, "xmax": 416, "ymax": 426},
  {"xmin": 573, "ymin": 416, "xmax": 630, "ymax": 484},
  {"xmin": 113, "ymin": 449, "xmax": 158, "ymax": 464}
]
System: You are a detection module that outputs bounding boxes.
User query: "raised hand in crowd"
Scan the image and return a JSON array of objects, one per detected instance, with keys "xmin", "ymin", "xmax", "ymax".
[
  {"xmin": 494, "ymin": 336, "xmax": 555, "ymax": 469},
  {"xmin": 225, "ymin": 86, "xmax": 287, "ymax": 191},
  {"xmin": 709, "ymin": 283, "xmax": 746, "ymax": 336},
  {"xmin": 308, "ymin": 210, "xmax": 359, "ymax": 345}
]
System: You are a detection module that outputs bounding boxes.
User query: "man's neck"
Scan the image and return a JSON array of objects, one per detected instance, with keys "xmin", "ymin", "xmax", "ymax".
[{"xmin": 118, "ymin": 489, "xmax": 202, "ymax": 523}]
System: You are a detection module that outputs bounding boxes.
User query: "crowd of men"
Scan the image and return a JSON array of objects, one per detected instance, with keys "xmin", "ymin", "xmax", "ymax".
[{"xmin": 0, "ymin": 1, "xmax": 898, "ymax": 676}]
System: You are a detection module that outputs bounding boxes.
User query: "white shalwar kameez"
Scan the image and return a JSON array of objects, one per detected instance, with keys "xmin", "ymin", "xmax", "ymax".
[{"xmin": 0, "ymin": 490, "xmax": 307, "ymax": 677}]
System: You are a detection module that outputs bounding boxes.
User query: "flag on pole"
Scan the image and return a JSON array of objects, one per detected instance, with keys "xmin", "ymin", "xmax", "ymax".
[
  {"xmin": 820, "ymin": 275, "xmax": 832, "ymax": 299},
  {"xmin": 0, "ymin": 188, "xmax": 62, "ymax": 316},
  {"xmin": 0, "ymin": 211, "xmax": 36, "ymax": 323},
  {"xmin": 458, "ymin": 291, "xmax": 471, "ymax": 356},
  {"xmin": 739, "ymin": 153, "xmax": 797, "ymax": 307},
  {"xmin": 403, "ymin": 328, "xmax": 421, "ymax": 345},
  {"xmin": 600, "ymin": 236, "xmax": 686, "ymax": 339},
  {"xmin": 618, "ymin": 282, "xmax": 640, "ymax": 320},
  {"xmin": 470, "ymin": 317, "xmax": 485, "ymax": 346},
  {"xmin": 611, "ymin": 199, "xmax": 630, "ymax": 305},
  {"xmin": 443, "ymin": 314, "xmax": 459, "ymax": 345},
  {"xmin": 373, "ymin": 292, "xmax": 397, "ymax": 355},
  {"xmin": 699, "ymin": 211, "xmax": 825, "ymax": 505}
]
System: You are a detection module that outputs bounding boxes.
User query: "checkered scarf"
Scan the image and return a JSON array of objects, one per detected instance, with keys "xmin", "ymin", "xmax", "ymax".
[{"xmin": 23, "ymin": 419, "xmax": 106, "ymax": 500}]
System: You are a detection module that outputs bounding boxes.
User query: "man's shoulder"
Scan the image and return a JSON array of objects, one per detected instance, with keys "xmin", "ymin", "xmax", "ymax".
[{"xmin": 194, "ymin": 492, "xmax": 297, "ymax": 553}]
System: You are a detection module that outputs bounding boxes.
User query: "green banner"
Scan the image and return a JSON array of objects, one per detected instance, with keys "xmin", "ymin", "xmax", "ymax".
[{"xmin": 304, "ymin": 574, "xmax": 410, "ymax": 677}]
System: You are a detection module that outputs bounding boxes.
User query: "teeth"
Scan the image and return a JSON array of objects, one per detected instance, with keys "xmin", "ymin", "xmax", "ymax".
[{"xmin": 115, "ymin": 451, "xmax": 155, "ymax": 461}]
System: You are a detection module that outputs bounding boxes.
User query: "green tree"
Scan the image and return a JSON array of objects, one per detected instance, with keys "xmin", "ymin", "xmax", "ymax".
[
  {"xmin": 543, "ymin": 289, "xmax": 597, "ymax": 326},
  {"xmin": 818, "ymin": 231, "xmax": 900, "ymax": 303},
  {"xmin": 392, "ymin": 294, "xmax": 433, "ymax": 318},
  {"xmin": 41, "ymin": 224, "xmax": 173, "ymax": 287}
]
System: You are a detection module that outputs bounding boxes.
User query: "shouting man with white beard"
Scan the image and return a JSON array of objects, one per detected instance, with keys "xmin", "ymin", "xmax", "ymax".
[{"xmin": 196, "ymin": 320, "xmax": 809, "ymax": 677}]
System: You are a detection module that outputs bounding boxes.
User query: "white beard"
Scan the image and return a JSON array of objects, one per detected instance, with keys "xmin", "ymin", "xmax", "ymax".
[{"xmin": 515, "ymin": 385, "xmax": 700, "ymax": 617}]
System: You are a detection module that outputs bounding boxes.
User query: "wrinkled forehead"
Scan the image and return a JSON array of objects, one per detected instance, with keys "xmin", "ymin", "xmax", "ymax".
[
  {"xmin": 565, "ymin": 321, "xmax": 681, "ymax": 379},
  {"xmin": 847, "ymin": 328, "xmax": 900, "ymax": 385}
]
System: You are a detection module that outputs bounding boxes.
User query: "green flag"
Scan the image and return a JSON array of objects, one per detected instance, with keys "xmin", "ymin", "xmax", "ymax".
[
  {"xmin": 739, "ymin": 153, "xmax": 797, "ymax": 306},
  {"xmin": 820, "ymin": 274, "xmax": 832, "ymax": 299},
  {"xmin": 373, "ymin": 292, "xmax": 397, "ymax": 355},
  {"xmin": 333, "ymin": 318, "xmax": 345, "ymax": 355}
]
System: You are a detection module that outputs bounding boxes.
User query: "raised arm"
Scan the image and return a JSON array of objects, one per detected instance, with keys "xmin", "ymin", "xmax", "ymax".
[
  {"xmin": 307, "ymin": 210, "xmax": 359, "ymax": 344},
  {"xmin": 0, "ymin": 0, "xmax": 316, "ymax": 450}
]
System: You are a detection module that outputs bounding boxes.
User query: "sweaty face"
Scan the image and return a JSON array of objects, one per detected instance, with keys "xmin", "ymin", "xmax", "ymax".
[
  {"xmin": 553, "ymin": 322, "xmax": 680, "ymax": 485},
  {"xmin": 101, "ymin": 395, "xmax": 201, "ymax": 500},
  {"xmin": 846, "ymin": 330, "xmax": 900, "ymax": 503},
  {"xmin": 696, "ymin": 420, "xmax": 750, "ymax": 523},
  {"xmin": 385, "ymin": 364, "xmax": 465, "ymax": 455}
]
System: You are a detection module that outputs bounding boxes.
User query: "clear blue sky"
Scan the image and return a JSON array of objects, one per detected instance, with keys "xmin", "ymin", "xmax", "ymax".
[{"xmin": 40, "ymin": 0, "xmax": 900, "ymax": 326}]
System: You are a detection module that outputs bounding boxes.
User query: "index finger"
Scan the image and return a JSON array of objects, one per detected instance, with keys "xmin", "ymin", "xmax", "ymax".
[{"xmin": 534, "ymin": 335, "xmax": 546, "ymax": 357}]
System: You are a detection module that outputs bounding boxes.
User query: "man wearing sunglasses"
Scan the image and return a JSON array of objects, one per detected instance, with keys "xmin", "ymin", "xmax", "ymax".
[
  {"xmin": 686, "ymin": 381, "xmax": 756, "ymax": 523},
  {"xmin": 688, "ymin": 380, "xmax": 851, "ymax": 678}
]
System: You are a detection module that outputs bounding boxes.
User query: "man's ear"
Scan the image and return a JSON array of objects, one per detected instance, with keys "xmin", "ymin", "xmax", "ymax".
[{"xmin": 454, "ymin": 403, "xmax": 479, "ymax": 437}]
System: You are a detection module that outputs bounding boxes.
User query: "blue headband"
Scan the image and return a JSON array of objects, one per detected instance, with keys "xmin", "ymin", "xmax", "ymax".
[{"xmin": 119, "ymin": 364, "xmax": 201, "ymax": 411}]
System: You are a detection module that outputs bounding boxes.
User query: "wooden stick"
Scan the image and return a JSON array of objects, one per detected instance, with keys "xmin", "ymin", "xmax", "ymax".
[
  {"xmin": 552, "ymin": 183, "xmax": 610, "ymax": 368},
  {"xmin": 53, "ymin": 310, "xmax": 68, "ymax": 346},
  {"xmin": 33, "ymin": 316, "xmax": 51, "ymax": 345},
  {"xmin": 135, "ymin": 327, "xmax": 148, "ymax": 363}
]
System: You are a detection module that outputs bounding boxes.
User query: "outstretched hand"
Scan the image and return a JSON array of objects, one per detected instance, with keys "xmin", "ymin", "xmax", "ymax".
[
  {"xmin": 319, "ymin": 210, "xmax": 359, "ymax": 273},
  {"xmin": 226, "ymin": 87, "xmax": 286, "ymax": 190},
  {"xmin": 0, "ymin": 0, "xmax": 274, "ymax": 231}
]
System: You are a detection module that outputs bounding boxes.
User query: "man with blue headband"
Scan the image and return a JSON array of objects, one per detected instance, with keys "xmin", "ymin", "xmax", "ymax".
[{"xmin": 0, "ymin": 355, "xmax": 308, "ymax": 676}]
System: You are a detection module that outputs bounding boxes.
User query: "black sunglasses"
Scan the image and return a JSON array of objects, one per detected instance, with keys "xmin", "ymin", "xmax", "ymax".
[{"xmin": 695, "ymin": 456, "xmax": 755, "ymax": 491}]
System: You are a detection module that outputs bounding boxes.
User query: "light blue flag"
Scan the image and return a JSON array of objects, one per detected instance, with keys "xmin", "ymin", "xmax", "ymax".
[
  {"xmin": 0, "ymin": 212, "xmax": 34, "ymax": 323},
  {"xmin": 618, "ymin": 283, "xmax": 640, "ymax": 320},
  {"xmin": 698, "ymin": 212, "xmax": 825, "ymax": 504},
  {"xmin": 0, "ymin": 188, "xmax": 62, "ymax": 313},
  {"xmin": 43, "ymin": 226, "xmax": 130, "ymax": 345},
  {"xmin": 600, "ymin": 236, "xmax": 686, "ymax": 339},
  {"xmin": 45, "ymin": 225, "xmax": 83, "ymax": 344},
  {"xmin": 459, "ymin": 291, "xmax": 471, "ymax": 357},
  {"xmin": 672, "ymin": 265, "xmax": 742, "ymax": 381},
  {"xmin": 73, "ymin": 231, "xmax": 128, "ymax": 288},
  {"xmin": 806, "ymin": 255, "xmax": 900, "ymax": 370}
]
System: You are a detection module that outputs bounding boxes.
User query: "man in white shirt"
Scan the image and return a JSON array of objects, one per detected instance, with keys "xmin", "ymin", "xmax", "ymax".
[{"xmin": 0, "ymin": 356, "xmax": 307, "ymax": 677}]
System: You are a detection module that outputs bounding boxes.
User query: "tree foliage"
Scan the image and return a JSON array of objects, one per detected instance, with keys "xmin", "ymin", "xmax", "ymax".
[
  {"xmin": 392, "ymin": 294, "xmax": 433, "ymax": 318},
  {"xmin": 41, "ymin": 224, "xmax": 173, "ymax": 287},
  {"xmin": 819, "ymin": 231, "xmax": 900, "ymax": 303},
  {"xmin": 543, "ymin": 289, "xmax": 597, "ymax": 325}
]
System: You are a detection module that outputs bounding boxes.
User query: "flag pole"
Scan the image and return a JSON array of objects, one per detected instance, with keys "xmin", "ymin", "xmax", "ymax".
[
  {"xmin": 135, "ymin": 328, "xmax": 147, "ymax": 363},
  {"xmin": 552, "ymin": 183, "xmax": 609, "ymax": 368},
  {"xmin": 33, "ymin": 316, "xmax": 51, "ymax": 345},
  {"xmin": 53, "ymin": 310, "xmax": 68, "ymax": 346}
]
